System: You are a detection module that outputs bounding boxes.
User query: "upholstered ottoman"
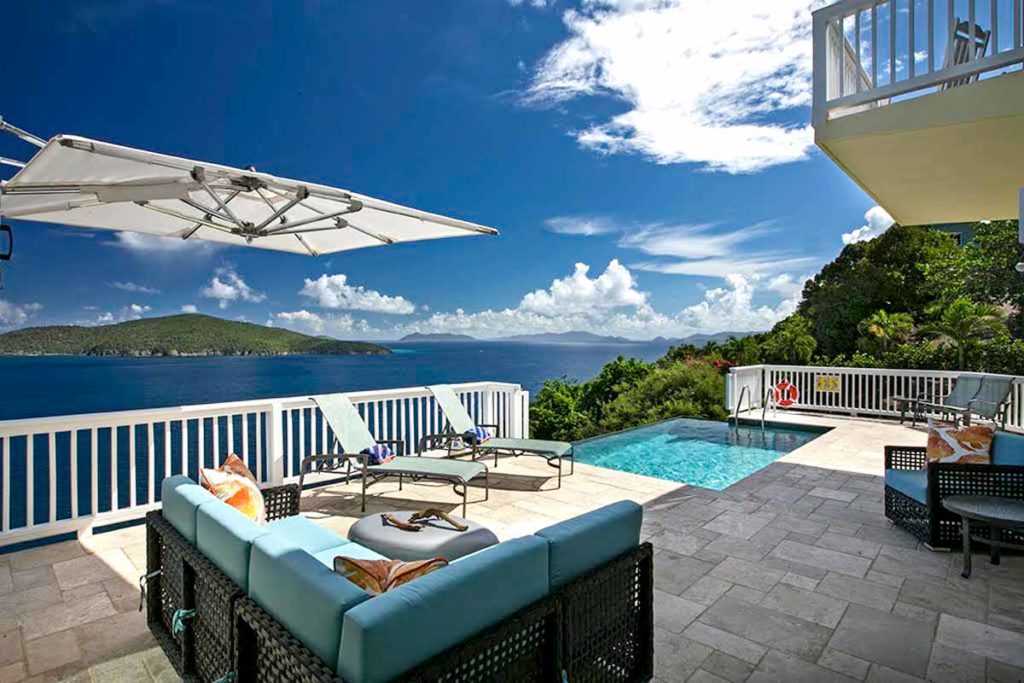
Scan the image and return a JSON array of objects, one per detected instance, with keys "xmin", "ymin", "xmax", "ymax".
[{"xmin": 348, "ymin": 511, "xmax": 499, "ymax": 561}]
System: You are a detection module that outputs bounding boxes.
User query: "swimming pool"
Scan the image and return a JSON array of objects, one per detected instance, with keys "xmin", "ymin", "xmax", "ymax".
[{"xmin": 573, "ymin": 418, "xmax": 825, "ymax": 490}]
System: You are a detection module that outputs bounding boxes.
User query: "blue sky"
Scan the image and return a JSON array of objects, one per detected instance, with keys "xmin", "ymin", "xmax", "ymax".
[{"xmin": 0, "ymin": 0, "xmax": 889, "ymax": 340}]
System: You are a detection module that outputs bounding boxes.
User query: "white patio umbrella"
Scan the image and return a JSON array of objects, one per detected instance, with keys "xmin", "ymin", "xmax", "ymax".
[{"xmin": 0, "ymin": 118, "xmax": 497, "ymax": 258}]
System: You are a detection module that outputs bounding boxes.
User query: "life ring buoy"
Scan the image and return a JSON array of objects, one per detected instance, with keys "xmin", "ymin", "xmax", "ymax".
[{"xmin": 773, "ymin": 380, "xmax": 799, "ymax": 408}]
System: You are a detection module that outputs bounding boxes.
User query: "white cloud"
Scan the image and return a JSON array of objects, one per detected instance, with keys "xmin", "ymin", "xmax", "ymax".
[
  {"xmin": 841, "ymin": 206, "xmax": 895, "ymax": 244},
  {"xmin": 544, "ymin": 216, "xmax": 618, "ymax": 236},
  {"xmin": 520, "ymin": 259, "xmax": 647, "ymax": 315},
  {"xmin": 508, "ymin": 0, "xmax": 552, "ymax": 7},
  {"xmin": 524, "ymin": 0, "xmax": 817, "ymax": 173},
  {"xmin": 180, "ymin": 304, "xmax": 199, "ymax": 314},
  {"xmin": 125, "ymin": 303, "xmax": 151, "ymax": 320},
  {"xmin": 270, "ymin": 310, "xmax": 371, "ymax": 337},
  {"xmin": 0, "ymin": 301, "xmax": 42, "ymax": 328},
  {"xmin": 678, "ymin": 274, "xmax": 800, "ymax": 332},
  {"xmin": 201, "ymin": 267, "xmax": 266, "ymax": 309},
  {"xmin": 96, "ymin": 312, "xmax": 115, "ymax": 325},
  {"xmin": 299, "ymin": 274, "xmax": 415, "ymax": 315},
  {"xmin": 111, "ymin": 281, "xmax": 161, "ymax": 295},
  {"xmin": 112, "ymin": 232, "xmax": 221, "ymax": 255}
]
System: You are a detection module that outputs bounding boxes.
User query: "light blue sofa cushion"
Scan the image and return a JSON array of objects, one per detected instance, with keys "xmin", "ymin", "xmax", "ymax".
[
  {"xmin": 337, "ymin": 535, "xmax": 549, "ymax": 683},
  {"xmin": 534, "ymin": 500, "xmax": 642, "ymax": 589},
  {"xmin": 249, "ymin": 534, "xmax": 370, "ymax": 670},
  {"xmin": 885, "ymin": 469, "xmax": 928, "ymax": 504},
  {"xmin": 312, "ymin": 542, "xmax": 388, "ymax": 569},
  {"xmin": 993, "ymin": 431, "xmax": 1024, "ymax": 466},
  {"xmin": 161, "ymin": 475, "xmax": 217, "ymax": 544},
  {"xmin": 265, "ymin": 515, "xmax": 346, "ymax": 554},
  {"xmin": 196, "ymin": 501, "xmax": 267, "ymax": 590}
]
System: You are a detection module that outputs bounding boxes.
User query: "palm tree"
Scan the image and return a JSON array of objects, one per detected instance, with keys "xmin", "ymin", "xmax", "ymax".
[
  {"xmin": 922, "ymin": 297, "xmax": 1006, "ymax": 369},
  {"xmin": 857, "ymin": 310, "xmax": 915, "ymax": 354}
]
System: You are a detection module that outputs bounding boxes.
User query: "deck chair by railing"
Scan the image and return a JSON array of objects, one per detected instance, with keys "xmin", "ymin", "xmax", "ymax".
[
  {"xmin": 963, "ymin": 375, "xmax": 1014, "ymax": 429},
  {"xmin": 940, "ymin": 18, "xmax": 991, "ymax": 90},
  {"xmin": 422, "ymin": 384, "xmax": 574, "ymax": 487},
  {"xmin": 298, "ymin": 394, "xmax": 487, "ymax": 517},
  {"xmin": 893, "ymin": 374, "xmax": 983, "ymax": 427}
]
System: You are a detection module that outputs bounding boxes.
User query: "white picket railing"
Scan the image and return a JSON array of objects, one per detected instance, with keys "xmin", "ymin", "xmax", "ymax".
[
  {"xmin": 0, "ymin": 381, "xmax": 528, "ymax": 548},
  {"xmin": 727, "ymin": 364, "xmax": 1024, "ymax": 426},
  {"xmin": 812, "ymin": 0, "xmax": 1024, "ymax": 124}
]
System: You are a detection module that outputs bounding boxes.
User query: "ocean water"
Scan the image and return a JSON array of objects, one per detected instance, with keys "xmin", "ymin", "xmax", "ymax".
[
  {"xmin": 574, "ymin": 418, "xmax": 824, "ymax": 490},
  {"xmin": 0, "ymin": 341, "xmax": 672, "ymax": 420}
]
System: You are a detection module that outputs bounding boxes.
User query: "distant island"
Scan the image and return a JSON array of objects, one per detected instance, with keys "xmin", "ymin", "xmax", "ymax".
[
  {"xmin": 0, "ymin": 314, "xmax": 391, "ymax": 357},
  {"xmin": 399, "ymin": 332, "xmax": 477, "ymax": 342},
  {"xmin": 652, "ymin": 331, "xmax": 756, "ymax": 346},
  {"xmin": 498, "ymin": 331, "xmax": 634, "ymax": 344}
]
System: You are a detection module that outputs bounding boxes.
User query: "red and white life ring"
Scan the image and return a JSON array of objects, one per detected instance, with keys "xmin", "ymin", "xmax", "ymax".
[{"xmin": 773, "ymin": 380, "xmax": 799, "ymax": 408}]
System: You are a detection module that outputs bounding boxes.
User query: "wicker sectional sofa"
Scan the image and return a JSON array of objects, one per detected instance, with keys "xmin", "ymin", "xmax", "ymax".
[
  {"xmin": 146, "ymin": 475, "xmax": 653, "ymax": 682},
  {"xmin": 884, "ymin": 430, "xmax": 1024, "ymax": 549}
]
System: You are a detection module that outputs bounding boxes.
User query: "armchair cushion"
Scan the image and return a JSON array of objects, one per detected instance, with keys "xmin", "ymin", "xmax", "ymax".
[
  {"xmin": 534, "ymin": 500, "xmax": 642, "ymax": 589},
  {"xmin": 196, "ymin": 499, "xmax": 268, "ymax": 590},
  {"xmin": 311, "ymin": 542, "xmax": 389, "ymax": 567},
  {"xmin": 265, "ymin": 514, "xmax": 347, "ymax": 555},
  {"xmin": 992, "ymin": 431, "xmax": 1024, "ymax": 466},
  {"xmin": 926, "ymin": 421, "xmax": 993, "ymax": 464},
  {"xmin": 884, "ymin": 469, "xmax": 928, "ymax": 504},
  {"xmin": 161, "ymin": 475, "xmax": 217, "ymax": 544}
]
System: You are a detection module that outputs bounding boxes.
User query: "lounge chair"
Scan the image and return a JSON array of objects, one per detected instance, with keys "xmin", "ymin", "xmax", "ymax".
[
  {"xmin": 297, "ymin": 393, "xmax": 487, "ymax": 517},
  {"xmin": 963, "ymin": 375, "xmax": 1014, "ymax": 429},
  {"xmin": 422, "ymin": 384, "xmax": 574, "ymax": 487},
  {"xmin": 893, "ymin": 374, "xmax": 984, "ymax": 427},
  {"xmin": 940, "ymin": 18, "xmax": 991, "ymax": 90}
]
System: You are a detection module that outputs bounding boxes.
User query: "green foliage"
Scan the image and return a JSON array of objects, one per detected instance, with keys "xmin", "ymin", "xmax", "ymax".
[
  {"xmin": 578, "ymin": 356, "xmax": 652, "ymax": 423},
  {"xmin": 601, "ymin": 360, "xmax": 727, "ymax": 432},
  {"xmin": 921, "ymin": 297, "xmax": 1007, "ymax": 370},
  {"xmin": 530, "ymin": 377, "xmax": 593, "ymax": 442},
  {"xmin": 857, "ymin": 309, "xmax": 915, "ymax": 355},
  {"xmin": 761, "ymin": 315, "xmax": 817, "ymax": 364},
  {"xmin": 0, "ymin": 314, "xmax": 390, "ymax": 357}
]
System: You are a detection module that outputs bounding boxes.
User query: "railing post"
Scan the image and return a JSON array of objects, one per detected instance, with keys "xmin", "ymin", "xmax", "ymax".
[
  {"xmin": 266, "ymin": 402, "xmax": 285, "ymax": 486},
  {"xmin": 481, "ymin": 387, "xmax": 496, "ymax": 436},
  {"xmin": 813, "ymin": 10, "xmax": 829, "ymax": 127},
  {"xmin": 511, "ymin": 389, "xmax": 529, "ymax": 439},
  {"xmin": 725, "ymin": 370, "xmax": 735, "ymax": 413}
]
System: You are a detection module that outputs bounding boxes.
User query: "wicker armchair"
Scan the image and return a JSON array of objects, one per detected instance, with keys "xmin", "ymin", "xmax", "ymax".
[{"xmin": 884, "ymin": 446, "xmax": 1024, "ymax": 549}]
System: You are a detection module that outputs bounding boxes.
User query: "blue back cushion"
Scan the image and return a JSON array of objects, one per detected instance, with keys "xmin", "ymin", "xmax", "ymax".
[
  {"xmin": 534, "ymin": 500, "xmax": 642, "ymax": 589},
  {"xmin": 337, "ymin": 535, "xmax": 549, "ymax": 683},
  {"xmin": 161, "ymin": 475, "xmax": 217, "ymax": 544},
  {"xmin": 993, "ymin": 431, "xmax": 1024, "ymax": 466},
  {"xmin": 884, "ymin": 469, "xmax": 927, "ymax": 504},
  {"xmin": 196, "ymin": 501, "xmax": 267, "ymax": 590},
  {"xmin": 265, "ymin": 514, "xmax": 347, "ymax": 554},
  {"xmin": 249, "ymin": 534, "xmax": 370, "ymax": 670}
]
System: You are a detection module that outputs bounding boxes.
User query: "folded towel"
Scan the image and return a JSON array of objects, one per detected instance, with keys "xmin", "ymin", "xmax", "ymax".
[
  {"xmin": 463, "ymin": 426, "xmax": 492, "ymax": 445},
  {"xmin": 360, "ymin": 443, "xmax": 394, "ymax": 465}
]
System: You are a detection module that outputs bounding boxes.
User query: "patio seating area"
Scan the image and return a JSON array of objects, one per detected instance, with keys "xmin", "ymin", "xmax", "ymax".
[{"xmin": 1, "ymin": 412, "xmax": 1023, "ymax": 681}]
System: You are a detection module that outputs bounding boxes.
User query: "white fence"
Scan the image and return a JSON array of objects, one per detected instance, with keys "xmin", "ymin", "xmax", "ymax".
[
  {"xmin": 727, "ymin": 364, "xmax": 1024, "ymax": 426},
  {"xmin": 812, "ymin": 0, "xmax": 1024, "ymax": 124},
  {"xmin": 0, "ymin": 381, "xmax": 528, "ymax": 548}
]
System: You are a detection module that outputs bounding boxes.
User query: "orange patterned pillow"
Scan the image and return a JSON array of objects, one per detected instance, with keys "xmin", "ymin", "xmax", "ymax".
[
  {"xmin": 334, "ymin": 556, "xmax": 447, "ymax": 595},
  {"xmin": 200, "ymin": 454, "xmax": 266, "ymax": 524},
  {"xmin": 926, "ymin": 420, "xmax": 994, "ymax": 465}
]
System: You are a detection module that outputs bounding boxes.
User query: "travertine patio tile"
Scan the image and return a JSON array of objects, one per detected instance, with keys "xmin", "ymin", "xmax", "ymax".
[
  {"xmin": 807, "ymin": 487, "xmax": 859, "ymax": 503},
  {"xmin": 0, "ymin": 567, "xmax": 12, "ymax": 597},
  {"xmin": 897, "ymin": 577, "xmax": 987, "ymax": 622},
  {"xmin": 828, "ymin": 604, "xmax": 934, "ymax": 677},
  {"xmin": 655, "ymin": 550, "xmax": 716, "ymax": 596},
  {"xmin": 7, "ymin": 541, "xmax": 84, "ymax": 572},
  {"xmin": 75, "ymin": 610, "xmax": 151, "ymax": 665},
  {"xmin": 710, "ymin": 557, "xmax": 784, "ymax": 592},
  {"xmin": 935, "ymin": 614, "xmax": 1024, "ymax": 669},
  {"xmin": 987, "ymin": 659, "xmax": 1024, "ymax": 682},
  {"xmin": 655, "ymin": 589, "xmax": 706, "ymax": 634},
  {"xmin": 699, "ymin": 597, "xmax": 832, "ymax": 661},
  {"xmin": 870, "ymin": 545, "xmax": 949, "ymax": 579},
  {"xmin": 0, "ymin": 661, "xmax": 26, "ymax": 683},
  {"xmin": 925, "ymin": 642, "xmax": 985, "ymax": 683},
  {"xmin": 748, "ymin": 649, "xmax": 858, "ymax": 683},
  {"xmin": 0, "ymin": 630, "xmax": 22, "ymax": 669},
  {"xmin": 24, "ymin": 629, "xmax": 80, "ymax": 676},
  {"xmin": 750, "ymin": 483, "xmax": 807, "ymax": 504},
  {"xmin": 683, "ymin": 622, "xmax": 766, "ymax": 665},
  {"xmin": 863, "ymin": 569, "xmax": 904, "ymax": 589},
  {"xmin": 698, "ymin": 650, "xmax": 754, "ymax": 683},
  {"xmin": 819, "ymin": 647, "xmax": 871, "ymax": 680},
  {"xmin": 10, "ymin": 567, "xmax": 55, "ymax": 592},
  {"xmin": 760, "ymin": 583, "xmax": 848, "ymax": 629},
  {"xmin": 865, "ymin": 663, "xmax": 926, "ymax": 682},
  {"xmin": 687, "ymin": 669, "xmax": 730, "ymax": 683},
  {"xmin": 816, "ymin": 572, "xmax": 898, "ymax": 612},
  {"xmin": 19, "ymin": 592, "xmax": 117, "ymax": 641},
  {"xmin": 769, "ymin": 514, "xmax": 828, "ymax": 538},
  {"xmin": 700, "ymin": 535, "xmax": 769, "ymax": 563},
  {"xmin": 987, "ymin": 578, "xmax": 1024, "ymax": 633},
  {"xmin": 0, "ymin": 584, "xmax": 63, "ymax": 619},
  {"xmin": 723, "ymin": 585, "xmax": 765, "ymax": 604},
  {"xmin": 890, "ymin": 602, "xmax": 938, "ymax": 628},
  {"xmin": 779, "ymin": 571, "xmax": 819, "ymax": 591},
  {"xmin": 654, "ymin": 628, "xmax": 711, "ymax": 682},
  {"xmin": 682, "ymin": 576, "xmax": 734, "ymax": 606},
  {"xmin": 702, "ymin": 511, "xmax": 775, "ymax": 540},
  {"xmin": 815, "ymin": 532, "xmax": 881, "ymax": 559},
  {"xmin": 769, "ymin": 540, "xmax": 871, "ymax": 578},
  {"xmin": 52, "ymin": 550, "xmax": 136, "ymax": 591},
  {"xmin": 654, "ymin": 529, "xmax": 715, "ymax": 556}
]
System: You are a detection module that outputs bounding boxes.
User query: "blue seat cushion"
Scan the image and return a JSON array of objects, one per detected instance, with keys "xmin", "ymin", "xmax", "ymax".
[
  {"xmin": 161, "ymin": 475, "xmax": 217, "ymax": 544},
  {"xmin": 312, "ymin": 542, "xmax": 388, "ymax": 569},
  {"xmin": 265, "ymin": 515, "xmax": 346, "ymax": 554},
  {"xmin": 338, "ymin": 535, "xmax": 549, "ymax": 683},
  {"xmin": 885, "ymin": 469, "xmax": 928, "ymax": 504},
  {"xmin": 534, "ymin": 500, "xmax": 642, "ymax": 589},
  {"xmin": 249, "ymin": 534, "xmax": 370, "ymax": 671},
  {"xmin": 993, "ymin": 431, "xmax": 1024, "ymax": 466},
  {"xmin": 196, "ymin": 501, "xmax": 267, "ymax": 590}
]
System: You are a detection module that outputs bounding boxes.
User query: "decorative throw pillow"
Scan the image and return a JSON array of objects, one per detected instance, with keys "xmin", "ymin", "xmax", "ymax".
[
  {"xmin": 334, "ymin": 556, "xmax": 447, "ymax": 595},
  {"xmin": 462, "ymin": 426, "xmax": 491, "ymax": 445},
  {"xmin": 200, "ymin": 454, "xmax": 266, "ymax": 524},
  {"xmin": 926, "ymin": 420, "xmax": 994, "ymax": 465},
  {"xmin": 360, "ymin": 443, "xmax": 394, "ymax": 465}
]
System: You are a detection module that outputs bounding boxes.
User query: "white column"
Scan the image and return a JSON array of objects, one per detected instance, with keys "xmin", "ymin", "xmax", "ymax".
[{"xmin": 266, "ymin": 402, "xmax": 285, "ymax": 485}]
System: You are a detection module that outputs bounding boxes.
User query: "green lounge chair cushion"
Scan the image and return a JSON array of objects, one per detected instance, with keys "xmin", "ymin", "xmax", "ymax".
[
  {"xmin": 885, "ymin": 469, "xmax": 927, "ymax": 504},
  {"xmin": 426, "ymin": 385, "xmax": 477, "ymax": 434},
  {"xmin": 337, "ymin": 536, "xmax": 549, "ymax": 683},
  {"xmin": 312, "ymin": 542, "xmax": 389, "ymax": 568},
  {"xmin": 369, "ymin": 456, "xmax": 486, "ymax": 482},
  {"xmin": 196, "ymin": 499, "xmax": 267, "ymax": 590},
  {"xmin": 534, "ymin": 500, "xmax": 642, "ymax": 589},
  {"xmin": 161, "ymin": 475, "xmax": 217, "ymax": 544},
  {"xmin": 313, "ymin": 393, "xmax": 377, "ymax": 453},
  {"xmin": 266, "ymin": 515, "xmax": 347, "ymax": 554},
  {"xmin": 481, "ymin": 437, "xmax": 572, "ymax": 457},
  {"xmin": 993, "ymin": 431, "xmax": 1024, "ymax": 466},
  {"xmin": 249, "ymin": 534, "xmax": 370, "ymax": 671}
]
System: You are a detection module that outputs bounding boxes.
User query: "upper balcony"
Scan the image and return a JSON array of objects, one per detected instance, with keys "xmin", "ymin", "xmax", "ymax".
[{"xmin": 812, "ymin": 0, "xmax": 1024, "ymax": 225}]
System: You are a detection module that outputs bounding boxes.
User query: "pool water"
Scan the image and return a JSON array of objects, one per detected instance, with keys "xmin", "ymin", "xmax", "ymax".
[{"xmin": 573, "ymin": 418, "xmax": 825, "ymax": 490}]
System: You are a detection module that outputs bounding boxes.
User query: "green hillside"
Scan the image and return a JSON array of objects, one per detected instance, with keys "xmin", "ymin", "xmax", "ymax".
[{"xmin": 0, "ymin": 314, "xmax": 391, "ymax": 357}]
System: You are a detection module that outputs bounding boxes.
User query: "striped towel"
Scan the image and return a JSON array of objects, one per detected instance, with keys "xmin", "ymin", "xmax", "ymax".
[
  {"xmin": 361, "ymin": 444, "xmax": 394, "ymax": 465},
  {"xmin": 462, "ymin": 426, "xmax": 491, "ymax": 445}
]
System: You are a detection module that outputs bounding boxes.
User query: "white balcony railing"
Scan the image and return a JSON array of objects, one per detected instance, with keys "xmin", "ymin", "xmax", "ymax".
[
  {"xmin": 0, "ymin": 381, "xmax": 529, "ymax": 548},
  {"xmin": 727, "ymin": 364, "xmax": 1024, "ymax": 427},
  {"xmin": 813, "ymin": 0, "xmax": 1024, "ymax": 124}
]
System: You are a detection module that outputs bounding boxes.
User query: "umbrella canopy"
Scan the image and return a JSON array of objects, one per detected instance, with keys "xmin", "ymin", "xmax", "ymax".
[{"xmin": 0, "ymin": 126, "xmax": 498, "ymax": 256}]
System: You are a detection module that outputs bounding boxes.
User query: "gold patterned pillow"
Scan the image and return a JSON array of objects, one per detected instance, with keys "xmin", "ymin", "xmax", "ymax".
[
  {"xmin": 926, "ymin": 420, "xmax": 994, "ymax": 465},
  {"xmin": 334, "ymin": 557, "xmax": 447, "ymax": 595},
  {"xmin": 200, "ymin": 454, "xmax": 266, "ymax": 523}
]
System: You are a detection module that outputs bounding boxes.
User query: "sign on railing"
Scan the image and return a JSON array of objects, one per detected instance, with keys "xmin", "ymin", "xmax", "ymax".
[{"xmin": 0, "ymin": 381, "xmax": 528, "ymax": 547}]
